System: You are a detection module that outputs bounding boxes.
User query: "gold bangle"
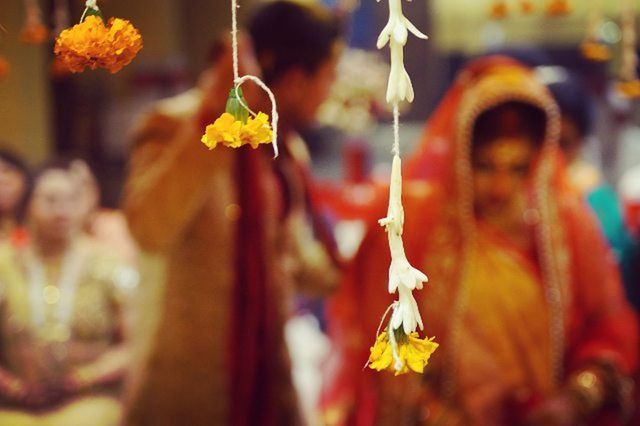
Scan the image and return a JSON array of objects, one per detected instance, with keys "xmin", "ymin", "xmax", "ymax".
[{"xmin": 568, "ymin": 369, "xmax": 605, "ymax": 417}]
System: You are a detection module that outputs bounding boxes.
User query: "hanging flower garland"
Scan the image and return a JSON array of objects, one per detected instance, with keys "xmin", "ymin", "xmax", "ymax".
[
  {"xmin": 366, "ymin": 0, "xmax": 438, "ymax": 376},
  {"xmin": 520, "ymin": 1, "xmax": 535, "ymax": 15},
  {"xmin": 20, "ymin": 0, "xmax": 49, "ymax": 45},
  {"xmin": 201, "ymin": 0, "xmax": 278, "ymax": 155},
  {"xmin": 580, "ymin": 0, "xmax": 610, "ymax": 62},
  {"xmin": 545, "ymin": 0, "xmax": 572, "ymax": 17},
  {"xmin": 489, "ymin": 1, "xmax": 508, "ymax": 20},
  {"xmin": 54, "ymin": 0, "xmax": 143, "ymax": 74},
  {"xmin": 617, "ymin": 0, "xmax": 640, "ymax": 98}
]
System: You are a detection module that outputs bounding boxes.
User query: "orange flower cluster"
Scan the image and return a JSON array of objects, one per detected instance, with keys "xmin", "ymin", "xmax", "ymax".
[
  {"xmin": 20, "ymin": 23, "xmax": 49, "ymax": 44},
  {"xmin": 490, "ymin": 1, "xmax": 508, "ymax": 20},
  {"xmin": 54, "ymin": 15, "xmax": 142, "ymax": 73},
  {"xmin": 0, "ymin": 56, "xmax": 9, "ymax": 80},
  {"xmin": 617, "ymin": 80, "xmax": 640, "ymax": 99},
  {"xmin": 580, "ymin": 41, "xmax": 611, "ymax": 62},
  {"xmin": 545, "ymin": 0, "xmax": 572, "ymax": 17},
  {"xmin": 520, "ymin": 1, "xmax": 534, "ymax": 14}
]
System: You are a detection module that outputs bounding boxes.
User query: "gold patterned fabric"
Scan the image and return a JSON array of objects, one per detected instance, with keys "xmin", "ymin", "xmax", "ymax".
[{"xmin": 0, "ymin": 237, "xmax": 134, "ymax": 425}]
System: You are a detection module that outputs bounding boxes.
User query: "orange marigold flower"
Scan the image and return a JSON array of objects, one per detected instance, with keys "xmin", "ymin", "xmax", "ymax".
[
  {"xmin": 0, "ymin": 56, "xmax": 9, "ymax": 80},
  {"xmin": 520, "ymin": 1, "xmax": 534, "ymax": 14},
  {"xmin": 617, "ymin": 80, "xmax": 640, "ymax": 99},
  {"xmin": 580, "ymin": 41, "xmax": 611, "ymax": 62},
  {"xmin": 20, "ymin": 23, "xmax": 49, "ymax": 44},
  {"xmin": 54, "ymin": 15, "xmax": 143, "ymax": 74},
  {"xmin": 545, "ymin": 0, "xmax": 572, "ymax": 17},
  {"xmin": 490, "ymin": 1, "xmax": 508, "ymax": 20},
  {"xmin": 50, "ymin": 57, "xmax": 73, "ymax": 79},
  {"xmin": 201, "ymin": 112, "xmax": 273, "ymax": 150}
]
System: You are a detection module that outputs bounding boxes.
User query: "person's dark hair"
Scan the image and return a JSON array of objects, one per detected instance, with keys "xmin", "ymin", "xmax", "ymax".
[
  {"xmin": 248, "ymin": 0, "xmax": 342, "ymax": 85},
  {"xmin": 0, "ymin": 148, "xmax": 31, "ymax": 223},
  {"xmin": 547, "ymin": 74, "xmax": 594, "ymax": 138},
  {"xmin": 472, "ymin": 101, "xmax": 547, "ymax": 152}
]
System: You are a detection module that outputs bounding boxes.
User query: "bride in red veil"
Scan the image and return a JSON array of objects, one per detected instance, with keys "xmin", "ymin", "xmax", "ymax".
[{"xmin": 322, "ymin": 56, "xmax": 637, "ymax": 425}]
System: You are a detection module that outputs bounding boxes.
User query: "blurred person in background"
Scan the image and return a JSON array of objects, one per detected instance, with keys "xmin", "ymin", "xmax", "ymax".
[
  {"xmin": 70, "ymin": 160, "xmax": 138, "ymax": 266},
  {"xmin": 0, "ymin": 149, "xmax": 30, "ymax": 245},
  {"xmin": 122, "ymin": 1, "xmax": 342, "ymax": 425},
  {"xmin": 324, "ymin": 57, "xmax": 637, "ymax": 425},
  {"xmin": 543, "ymin": 69, "xmax": 640, "ymax": 312},
  {"xmin": 0, "ymin": 160, "xmax": 136, "ymax": 425}
]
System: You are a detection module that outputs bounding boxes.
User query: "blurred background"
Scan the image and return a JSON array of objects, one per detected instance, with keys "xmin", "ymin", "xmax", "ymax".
[{"xmin": 1, "ymin": 1, "xmax": 640, "ymax": 425}]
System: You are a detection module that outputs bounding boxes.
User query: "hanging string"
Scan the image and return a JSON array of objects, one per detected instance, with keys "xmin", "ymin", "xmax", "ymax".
[
  {"xmin": 80, "ymin": 0, "xmax": 99, "ymax": 22},
  {"xmin": 362, "ymin": 301, "xmax": 398, "ymax": 370},
  {"xmin": 231, "ymin": 0, "xmax": 240, "ymax": 81},
  {"xmin": 235, "ymin": 75, "xmax": 280, "ymax": 158},
  {"xmin": 229, "ymin": 0, "xmax": 279, "ymax": 158}
]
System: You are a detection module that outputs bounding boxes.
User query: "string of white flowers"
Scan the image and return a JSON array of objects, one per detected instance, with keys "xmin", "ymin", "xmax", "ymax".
[
  {"xmin": 376, "ymin": 0, "xmax": 429, "ymax": 374},
  {"xmin": 230, "ymin": 0, "xmax": 279, "ymax": 157}
]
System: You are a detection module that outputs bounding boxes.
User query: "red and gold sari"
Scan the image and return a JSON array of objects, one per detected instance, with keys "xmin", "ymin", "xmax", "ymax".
[{"xmin": 323, "ymin": 57, "xmax": 637, "ymax": 425}]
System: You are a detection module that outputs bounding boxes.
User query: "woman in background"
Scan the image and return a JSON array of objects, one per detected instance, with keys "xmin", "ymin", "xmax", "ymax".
[
  {"xmin": 324, "ymin": 57, "xmax": 637, "ymax": 425},
  {"xmin": 0, "ymin": 161, "xmax": 136, "ymax": 425},
  {"xmin": 544, "ymin": 71, "xmax": 639, "ymax": 312},
  {"xmin": 0, "ymin": 149, "xmax": 29, "ymax": 245}
]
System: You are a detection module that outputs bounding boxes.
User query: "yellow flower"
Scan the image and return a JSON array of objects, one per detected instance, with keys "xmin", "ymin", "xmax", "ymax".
[
  {"xmin": 580, "ymin": 41, "xmax": 611, "ymax": 62},
  {"xmin": 202, "ymin": 112, "xmax": 273, "ymax": 150},
  {"xmin": 545, "ymin": 0, "xmax": 571, "ymax": 17},
  {"xmin": 368, "ymin": 330, "xmax": 438, "ymax": 376},
  {"xmin": 54, "ymin": 15, "xmax": 142, "ymax": 74},
  {"xmin": 241, "ymin": 112, "xmax": 273, "ymax": 148},
  {"xmin": 617, "ymin": 80, "xmax": 640, "ymax": 99}
]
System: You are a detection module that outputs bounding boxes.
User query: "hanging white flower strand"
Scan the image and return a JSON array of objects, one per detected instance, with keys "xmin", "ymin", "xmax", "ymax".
[
  {"xmin": 201, "ymin": 0, "xmax": 279, "ymax": 157},
  {"xmin": 367, "ymin": 0, "xmax": 438, "ymax": 376}
]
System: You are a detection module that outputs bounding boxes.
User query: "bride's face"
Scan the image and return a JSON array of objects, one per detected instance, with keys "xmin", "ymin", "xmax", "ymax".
[{"xmin": 472, "ymin": 135, "xmax": 536, "ymax": 222}]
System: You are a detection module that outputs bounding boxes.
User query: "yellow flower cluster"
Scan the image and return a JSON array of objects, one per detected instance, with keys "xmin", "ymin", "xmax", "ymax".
[
  {"xmin": 0, "ymin": 56, "xmax": 9, "ymax": 80},
  {"xmin": 580, "ymin": 41, "xmax": 611, "ymax": 62},
  {"xmin": 368, "ymin": 331, "xmax": 438, "ymax": 375},
  {"xmin": 54, "ymin": 15, "xmax": 142, "ymax": 74},
  {"xmin": 201, "ymin": 112, "xmax": 273, "ymax": 150},
  {"xmin": 617, "ymin": 80, "xmax": 640, "ymax": 99},
  {"xmin": 545, "ymin": 0, "xmax": 571, "ymax": 17}
]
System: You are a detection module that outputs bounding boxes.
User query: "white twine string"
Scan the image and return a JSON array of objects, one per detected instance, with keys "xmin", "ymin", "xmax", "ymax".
[
  {"xmin": 231, "ymin": 0, "xmax": 240, "ymax": 81},
  {"xmin": 235, "ymin": 76, "xmax": 279, "ymax": 158},
  {"xmin": 363, "ymin": 301, "xmax": 398, "ymax": 370},
  {"xmin": 230, "ymin": 0, "xmax": 279, "ymax": 158},
  {"xmin": 80, "ymin": 0, "xmax": 98, "ymax": 22}
]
